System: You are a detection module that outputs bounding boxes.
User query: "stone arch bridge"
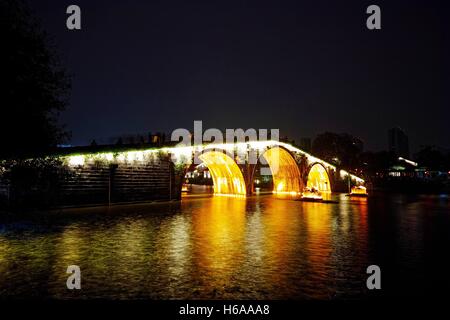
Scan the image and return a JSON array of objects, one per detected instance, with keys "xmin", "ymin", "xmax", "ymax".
[{"xmin": 0, "ymin": 140, "xmax": 364, "ymax": 208}]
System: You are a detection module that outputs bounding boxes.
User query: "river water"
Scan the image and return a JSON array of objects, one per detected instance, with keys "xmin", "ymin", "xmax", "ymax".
[{"xmin": 0, "ymin": 192, "xmax": 449, "ymax": 299}]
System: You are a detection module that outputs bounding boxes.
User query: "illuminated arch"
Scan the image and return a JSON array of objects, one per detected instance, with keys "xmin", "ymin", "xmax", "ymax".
[
  {"xmin": 307, "ymin": 163, "xmax": 331, "ymax": 192},
  {"xmin": 198, "ymin": 150, "xmax": 247, "ymax": 196},
  {"xmin": 261, "ymin": 146, "xmax": 302, "ymax": 194}
]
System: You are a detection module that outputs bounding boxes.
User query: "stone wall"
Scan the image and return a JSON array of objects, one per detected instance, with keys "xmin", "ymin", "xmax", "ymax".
[{"xmin": 0, "ymin": 157, "xmax": 180, "ymax": 210}]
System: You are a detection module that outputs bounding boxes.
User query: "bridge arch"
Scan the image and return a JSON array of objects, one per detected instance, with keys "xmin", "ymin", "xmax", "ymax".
[
  {"xmin": 198, "ymin": 150, "xmax": 247, "ymax": 196},
  {"xmin": 260, "ymin": 146, "xmax": 302, "ymax": 194},
  {"xmin": 306, "ymin": 162, "xmax": 331, "ymax": 192}
]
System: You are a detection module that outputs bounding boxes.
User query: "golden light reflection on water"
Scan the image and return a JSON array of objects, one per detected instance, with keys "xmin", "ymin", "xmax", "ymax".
[
  {"xmin": 302, "ymin": 202, "xmax": 333, "ymax": 292},
  {"xmin": 155, "ymin": 214, "xmax": 193, "ymax": 282},
  {"xmin": 190, "ymin": 196, "xmax": 247, "ymax": 281},
  {"xmin": 0, "ymin": 194, "xmax": 380, "ymax": 299},
  {"xmin": 0, "ymin": 232, "xmax": 57, "ymax": 296}
]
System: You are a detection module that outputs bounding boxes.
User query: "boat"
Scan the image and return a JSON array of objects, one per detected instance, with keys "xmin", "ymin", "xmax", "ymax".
[
  {"xmin": 348, "ymin": 185, "xmax": 368, "ymax": 197},
  {"xmin": 295, "ymin": 187, "xmax": 339, "ymax": 204},
  {"xmin": 300, "ymin": 187, "xmax": 323, "ymax": 202},
  {"xmin": 181, "ymin": 183, "xmax": 192, "ymax": 192}
]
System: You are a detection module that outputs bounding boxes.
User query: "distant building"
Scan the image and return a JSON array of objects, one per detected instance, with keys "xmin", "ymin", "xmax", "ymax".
[
  {"xmin": 388, "ymin": 127, "xmax": 409, "ymax": 158},
  {"xmin": 387, "ymin": 157, "xmax": 418, "ymax": 178}
]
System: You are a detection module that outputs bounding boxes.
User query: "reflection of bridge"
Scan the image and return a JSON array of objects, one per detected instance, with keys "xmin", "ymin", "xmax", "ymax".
[{"xmin": 65, "ymin": 140, "xmax": 364, "ymax": 198}]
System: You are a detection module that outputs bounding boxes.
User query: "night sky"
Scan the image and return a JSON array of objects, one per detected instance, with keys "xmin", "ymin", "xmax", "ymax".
[{"xmin": 29, "ymin": 0, "xmax": 449, "ymax": 152}]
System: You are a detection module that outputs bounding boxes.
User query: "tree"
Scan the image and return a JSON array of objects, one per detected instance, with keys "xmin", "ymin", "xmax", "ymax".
[
  {"xmin": 414, "ymin": 146, "xmax": 446, "ymax": 171},
  {"xmin": 359, "ymin": 150, "xmax": 396, "ymax": 176},
  {"xmin": 312, "ymin": 132, "xmax": 364, "ymax": 170},
  {"xmin": 0, "ymin": 0, "xmax": 70, "ymax": 159}
]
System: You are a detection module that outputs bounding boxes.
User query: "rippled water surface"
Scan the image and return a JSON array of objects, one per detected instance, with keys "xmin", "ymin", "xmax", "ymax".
[{"xmin": 0, "ymin": 193, "xmax": 449, "ymax": 299}]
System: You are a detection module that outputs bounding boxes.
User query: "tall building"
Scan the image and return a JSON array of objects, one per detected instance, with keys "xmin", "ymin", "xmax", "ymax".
[{"xmin": 388, "ymin": 127, "xmax": 409, "ymax": 158}]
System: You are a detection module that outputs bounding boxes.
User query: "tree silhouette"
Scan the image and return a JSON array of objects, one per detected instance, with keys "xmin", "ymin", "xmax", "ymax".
[
  {"xmin": 312, "ymin": 132, "xmax": 363, "ymax": 170},
  {"xmin": 414, "ymin": 146, "xmax": 447, "ymax": 171},
  {"xmin": 0, "ymin": 0, "xmax": 70, "ymax": 159}
]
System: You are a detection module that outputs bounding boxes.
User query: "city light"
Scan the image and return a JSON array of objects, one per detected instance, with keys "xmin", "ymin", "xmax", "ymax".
[{"xmin": 398, "ymin": 157, "xmax": 418, "ymax": 167}]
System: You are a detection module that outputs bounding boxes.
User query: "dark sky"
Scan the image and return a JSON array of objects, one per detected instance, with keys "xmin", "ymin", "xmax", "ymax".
[{"xmin": 29, "ymin": 0, "xmax": 449, "ymax": 152}]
